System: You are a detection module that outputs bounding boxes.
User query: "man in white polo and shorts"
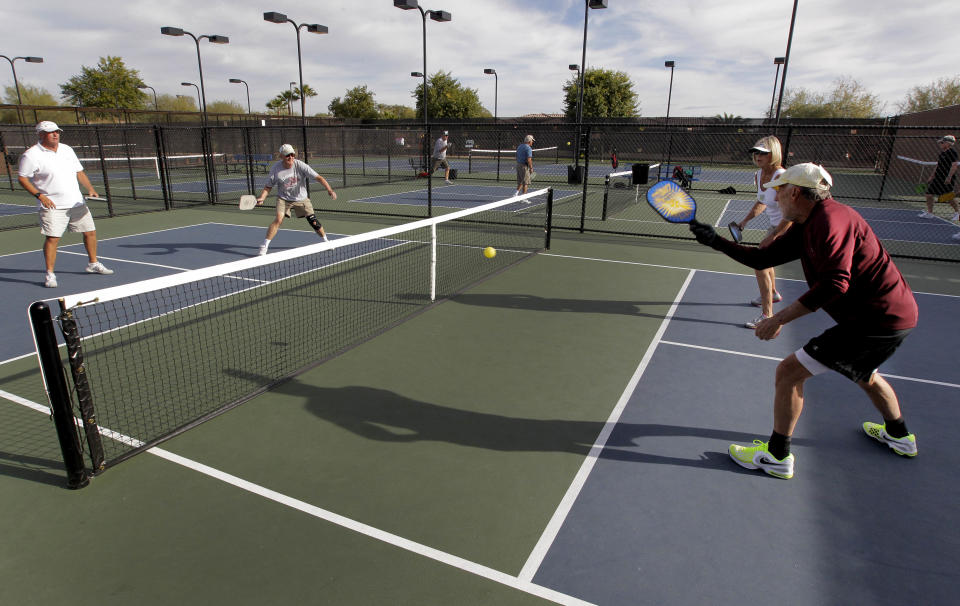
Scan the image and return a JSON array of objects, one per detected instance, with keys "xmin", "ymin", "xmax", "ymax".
[
  {"xmin": 255, "ymin": 143, "xmax": 337, "ymax": 255},
  {"xmin": 18, "ymin": 121, "xmax": 113, "ymax": 288}
]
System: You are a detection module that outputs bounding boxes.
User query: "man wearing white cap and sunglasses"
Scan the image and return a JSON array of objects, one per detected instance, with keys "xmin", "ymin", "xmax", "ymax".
[
  {"xmin": 689, "ymin": 163, "xmax": 919, "ymax": 480},
  {"xmin": 18, "ymin": 121, "xmax": 113, "ymax": 288}
]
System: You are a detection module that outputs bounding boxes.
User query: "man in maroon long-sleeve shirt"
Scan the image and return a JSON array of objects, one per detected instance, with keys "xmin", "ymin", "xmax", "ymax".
[{"xmin": 689, "ymin": 163, "xmax": 919, "ymax": 479}]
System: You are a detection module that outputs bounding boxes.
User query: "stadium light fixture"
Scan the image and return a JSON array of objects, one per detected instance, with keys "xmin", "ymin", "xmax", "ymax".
[
  {"xmin": 181, "ymin": 82, "xmax": 201, "ymax": 112},
  {"xmin": 160, "ymin": 26, "xmax": 230, "ymax": 123},
  {"xmin": 483, "ymin": 68, "xmax": 497, "ymax": 121},
  {"xmin": 263, "ymin": 11, "xmax": 329, "ymax": 124},
  {"xmin": 664, "ymin": 61, "xmax": 675, "ymax": 121},
  {"xmin": 1, "ymin": 54, "xmax": 44, "ymax": 124},
  {"xmin": 138, "ymin": 84, "xmax": 158, "ymax": 110},
  {"xmin": 395, "ymin": 2, "xmax": 452, "ymax": 127},
  {"xmin": 769, "ymin": 57, "xmax": 785, "ymax": 120},
  {"xmin": 229, "ymin": 79, "xmax": 251, "ymax": 113},
  {"xmin": 571, "ymin": 0, "xmax": 608, "ymax": 170}
]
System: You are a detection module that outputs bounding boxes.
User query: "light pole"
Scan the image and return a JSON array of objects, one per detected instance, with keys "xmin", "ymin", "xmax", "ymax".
[
  {"xmin": 263, "ymin": 12, "xmax": 328, "ymax": 124},
  {"xmin": 160, "ymin": 26, "xmax": 230, "ymax": 124},
  {"xmin": 181, "ymin": 82, "xmax": 202, "ymax": 115},
  {"xmin": 572, "ymin": 0, "xmax": 608, "ymax": 170},
  {"xmin": 664, "ymin": 60, "xmax": 675, "ymax": 121},
  {"xmin": 768, "ymin": 57, "xmax": 785, "ymax": 120},
  {"xmin": 394, "ymin": 0, "xmax": 452, "ymax": 128},
  {"xmin": 1, "ymin": 55, "xmax": 43, "ymax": 124},
  {"xmin": 664, "ymin": 60, "xmax": 676, "ymax": 183},
  {"xmin": 483, "ymin": 68, "xmax": 497, "ymax": 121},
  {"xmin": 568, "ymin": 64, "xmax": 580, "ymax": 123},
  {"xmin": 775, "ymin": 0, "xmax": 799, "ymax": 126},
  {"xmin": 138, "ymin": 84, "xmax": 158, "ymax": 110},
  {"xmin": 228, "ymin": 78, "xmax": 250, "ymax": 113}
]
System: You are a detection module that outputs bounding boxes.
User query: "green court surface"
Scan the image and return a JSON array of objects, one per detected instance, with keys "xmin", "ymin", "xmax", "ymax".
[{"xmin": 1, "ymin": 202, "xmax": 958, "ymax": 605}]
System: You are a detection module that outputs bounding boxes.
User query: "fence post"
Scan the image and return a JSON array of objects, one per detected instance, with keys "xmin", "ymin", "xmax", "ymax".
[{"xmin": 93, "ymin": 127, "xmax": 115, "ymax": 217}]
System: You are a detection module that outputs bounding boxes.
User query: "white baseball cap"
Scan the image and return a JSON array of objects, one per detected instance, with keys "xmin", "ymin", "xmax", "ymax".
[
  {"xmin": 36, "ymin": 121, "xmax": 62, "ymax": 134},
  {"xmin": 939, "ymin": 135, "xmax": 956, "ymax": 144},
  {"xmin": 764, "ymin": 163, "xmax": 833, "ymax": 190},
  {"xmin": 524, "ymin": 134, "xmax": 535, "ymax": 143},
  {"xmin": 442, "ymin": 131, "xmax": 449, "ymax": 136},
  {"xmin": 279, "ymin": 143, "xmax": 296, "ymax": 156}
]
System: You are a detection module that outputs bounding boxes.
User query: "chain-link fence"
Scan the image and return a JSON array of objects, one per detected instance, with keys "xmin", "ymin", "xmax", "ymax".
[{"xmin": 4, "ymin": 121, "xmax": 959, "ymax": 262}]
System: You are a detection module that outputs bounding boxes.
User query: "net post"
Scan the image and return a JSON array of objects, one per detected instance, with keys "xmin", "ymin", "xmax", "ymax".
[
  {"xmin": 601, "ymin": 173, "xmax": 611, "ymax": 221},
  {"xmin": 94, "ymin": 127, "xmax": 115, "ymax": 217},
  {"xmin": 122, "ymin": 128, "xmax": 139, "ymax": 200},
  {"xmin": 579, "ymin": 126, "xmax": 591, "ymax": 233},
  {"xmin": 430, "ymin": 222, "xmax": 437, "ymax": 301},
  {"xmin": 28, "ymin": 301, "xmax": 90, "ymax": 489},
  {"xmin": 58, "ymin": 301, "xmax": 106, "ymax": 473},
  {"xmin": 545, "ymin": 187, "xmax": 554, "ymax": 250},
  {"xmin": 340, "ymin": 128, "xmax": 347, "ymax": 188},
  {"xmin": 153, "ymin": 126, "xmax": 172, "ymax": 211},
  {"xmin": 426, "ymin": 125, "xmax": 433, "ymax": 217}
]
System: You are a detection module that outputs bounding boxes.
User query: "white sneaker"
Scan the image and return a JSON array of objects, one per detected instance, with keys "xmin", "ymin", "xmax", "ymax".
[
  {"xmin": 951, "ymin": 212, "xmax": 959, "ymax": 221},
  {"xmin": 745, "ymin": 313, "xmax": 770, "ymax": 329},
  {"xmin": 918, "ymin": 211, "xmax": 936, "ymax": 219},
  {"xmin": 44, "ymin": 273, "xmax": 57, "ymax": 288},
  {"xmin": 444, "ymin": 179, "xmax": 453, "ymax": 185},
  {"xmin": 86, "ymin": 262, "xmax": 114, "ymax": 275},
  {"xmin": 750, "ymin": 292, "xmax": 782, "ymax": 307},
  {"xmin": 862, "ymin": 422, "xmax": 917, "ymax": 457},
  {"xmin": 258, "ymin": 244, "xmax": 268, "ymax": 256},
  {"xmin": 952, "ymin": 231, "xmax": 960, "ymax": 240}
]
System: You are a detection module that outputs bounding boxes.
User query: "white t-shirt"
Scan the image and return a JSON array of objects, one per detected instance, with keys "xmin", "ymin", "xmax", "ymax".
[
  {"xmin": 18, "ymin": 142, "xmax": 85, "ymax": 209},
  {"xmin": 756, "ymin": 167, "xmax": 786, "ymax": 226},
  {"xmin": 265, "ymin": 159, "xmax": 318, "ymax": 201},
  {"xmin": 433, "ymin": 137, "xmax": 447, "ymax": 160}
]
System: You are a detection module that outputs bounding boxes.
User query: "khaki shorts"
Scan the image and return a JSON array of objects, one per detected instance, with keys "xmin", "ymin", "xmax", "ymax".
[
  {"xmin": 516, "ymin": 164, "xmax": 531, "ymax": 186},
  {"xmin": 277, "ymin": 197, "xmax": 314, "ymax": 218},
  {"xmin": 40, "ymin": 204, "xmax": 96, "ymax": 237}
]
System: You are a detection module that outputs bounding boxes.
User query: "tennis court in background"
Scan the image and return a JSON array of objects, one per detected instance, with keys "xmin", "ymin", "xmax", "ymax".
[{"xmin": 1, "ymin": 194, "xmax": 958, "ymax": 604}]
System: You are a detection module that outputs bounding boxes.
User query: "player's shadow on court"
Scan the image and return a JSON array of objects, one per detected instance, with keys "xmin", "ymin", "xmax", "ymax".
[
  {"xmin": 446, "ymin": 293, "xmax": 740, "ymax": 326},
  {"xmin": 227, "ymin": 371, "xmax": 798, "ymax": 473},
  {"xmin": 116, "ymin": 242, "xmax": 261, "ymax": 258}
]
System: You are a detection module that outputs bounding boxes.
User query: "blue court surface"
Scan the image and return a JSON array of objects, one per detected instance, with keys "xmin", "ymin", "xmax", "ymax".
[
  {"xmin": 0, "ymin": 223, "xmax": 338, "ymax": 363},
  {"xmin": 528, "ymin": 269, "xmax": 959, "ymax": 605},
  {"xmin": 720, "ymin": 198, "xmax": 960, "ymax": 244},
  {"xmin": 0, "ymin": 202, "xmax": 35, "ymax": 216},
  {"xmin": 352, "ymin": 183, "xmax": 581, "ymax": 210}
]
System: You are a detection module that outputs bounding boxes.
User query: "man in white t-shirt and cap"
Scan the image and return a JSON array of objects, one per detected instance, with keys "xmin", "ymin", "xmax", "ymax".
[
  {"xmin": 255, "ymin": 143, "xmax": 337, "ymax": 255},
  {"xmin": 18, "ymin": 121, "xmax": 113, "ymax": 288},
  {"xmin": 431, "ymin": 130, "xmax": 452, "ymax": 184}
]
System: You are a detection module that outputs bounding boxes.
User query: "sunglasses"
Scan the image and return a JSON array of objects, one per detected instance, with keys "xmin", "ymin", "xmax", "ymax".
[
  {"xmin": 284, "ymin": 153, "xmax": 295, "ymax": 158},
  {"xmin": 751, "ymin": 151, "xmax": 770, "ymax": 156}
]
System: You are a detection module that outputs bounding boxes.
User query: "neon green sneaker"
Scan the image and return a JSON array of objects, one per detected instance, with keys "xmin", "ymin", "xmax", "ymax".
[
  {"xmin": 862, "ymin": 422, "xmax": 917, "ymax": 457},
  {"xmin": 728, "ymin": 440, "xmax": 795, "ymax": 479}
]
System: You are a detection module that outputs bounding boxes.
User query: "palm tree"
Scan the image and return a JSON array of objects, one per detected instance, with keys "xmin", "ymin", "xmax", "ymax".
[{"xmin": 266, "ymin": 97, "xmax": 286, "ymax": 116}]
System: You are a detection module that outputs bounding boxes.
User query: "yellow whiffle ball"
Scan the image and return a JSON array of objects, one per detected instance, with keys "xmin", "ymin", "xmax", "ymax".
[{"xmin": 483, "ymin": 246, "xmax": 496, "ymax": 259}]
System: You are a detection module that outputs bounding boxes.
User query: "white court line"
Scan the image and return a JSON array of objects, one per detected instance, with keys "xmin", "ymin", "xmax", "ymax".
[
  {"xmin": 518, "ymin": 269, "xmax": 696, "ymax": 582},
  {"xmin": 0, "ymin": 388, "xmax": 595, "ymax": 606},
  {"xmin": 662, "ymin": 340, "xmax": 960, "ymax": 389}
]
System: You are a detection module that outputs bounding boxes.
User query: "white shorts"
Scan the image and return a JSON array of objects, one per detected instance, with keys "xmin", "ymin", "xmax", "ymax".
[{"xmin": 40, "ymin": 205, "xmax": 96, "ymax": 237}]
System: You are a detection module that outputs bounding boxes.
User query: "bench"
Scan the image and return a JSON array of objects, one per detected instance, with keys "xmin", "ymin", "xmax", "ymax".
[
  {"xmin": 231, "ymin": 153, "xmax": 274, "ymax": 173},
  {"xmin": 657, "ymin": 164, "xmax": 701, "ymax": 188}
]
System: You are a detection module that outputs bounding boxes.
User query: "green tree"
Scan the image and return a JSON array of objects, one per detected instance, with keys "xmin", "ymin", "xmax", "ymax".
[
  {"xmin": 898, "ymin": 76, "xmax": 960, "ymax": 114},
  {"xmin": 562, "ymin": 68, "xmax": 640, "ymax": 119},
  {"xmin": 206, "ymin": 100, "xmax": 246, "ymax": 115},
  {"xmin": 265, "ymin": 97, "xmax": 286, "ymax": 115},
  {"xmin": 779, "ymin": 76, "xmax": 885, "ymax": 118},
  {"xmin": 377, "ymin": 103, "xmax": 416, "ymax": 119},
  {"xmin": 156, "ymin": 93, "xmax": 197, "ymax": 112},
  {"xmin": 2, "ymin": 83, "xmax": 66, "ymax": 123},
  {"xmin": 60, "ymin": 56, "xmax": 147, "ymax": 110},
  {"xmin": 329, "ymin": 85, "xmax": 379, "ymax": 119},
  {"xmin": 413, "ymin": 72, "xmax": 490, "ymax": 119},
  {"xmin": 713, "ymin": 112, "xmax": 745, "ymax": 123}
]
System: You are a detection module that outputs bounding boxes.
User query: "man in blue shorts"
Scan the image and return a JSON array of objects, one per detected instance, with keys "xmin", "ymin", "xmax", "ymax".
[{"xmin": 689, "ymin": 163, "xmax": 919, "ymax": 479}]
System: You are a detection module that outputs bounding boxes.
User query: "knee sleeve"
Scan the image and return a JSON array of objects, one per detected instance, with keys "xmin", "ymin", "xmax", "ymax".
[{"xmin": 306, "ymin": 214, "xmax": 322, "ymax": 232}]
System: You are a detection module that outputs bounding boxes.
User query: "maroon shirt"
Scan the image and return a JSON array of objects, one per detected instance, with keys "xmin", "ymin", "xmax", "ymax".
[{"xmin": 713, "ymin": 198, "xmax": 918, "ymax": 331}]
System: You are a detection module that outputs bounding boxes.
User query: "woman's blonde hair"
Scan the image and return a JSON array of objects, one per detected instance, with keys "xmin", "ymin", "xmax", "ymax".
[{"xmin": 753, "ymin": 135, "xmax": 783, "ymax": 168}]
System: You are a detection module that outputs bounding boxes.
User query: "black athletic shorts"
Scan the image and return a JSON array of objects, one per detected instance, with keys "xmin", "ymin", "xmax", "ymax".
[
  {"xmin": 927, "ymin": 179, "xmax": 953, "ymax": 196},
  {"xmin": 802, "ymin": 325, "xmax": 913, "ymax": 383}
]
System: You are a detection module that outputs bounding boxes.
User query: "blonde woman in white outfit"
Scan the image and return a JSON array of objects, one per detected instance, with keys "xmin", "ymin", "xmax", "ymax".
[{"xmin": 732, "ymin": 136, "xmax": 790, "ymax": 328}]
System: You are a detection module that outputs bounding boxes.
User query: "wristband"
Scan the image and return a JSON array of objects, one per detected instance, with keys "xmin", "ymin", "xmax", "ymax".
[{"xmin": 34, "ymin": 192, "xmax": 43, "ymax": 199}]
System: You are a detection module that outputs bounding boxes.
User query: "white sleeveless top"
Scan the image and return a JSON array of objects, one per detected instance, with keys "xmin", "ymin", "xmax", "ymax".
[{"xmin": 756, "ymin": 167, "xmax": 786, "ymax": 226}]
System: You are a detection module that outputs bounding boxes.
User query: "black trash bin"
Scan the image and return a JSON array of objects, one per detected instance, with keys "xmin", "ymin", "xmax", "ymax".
[{"xmin": 567, "ymin": 164, "xmax": 584, "ymax": 184}]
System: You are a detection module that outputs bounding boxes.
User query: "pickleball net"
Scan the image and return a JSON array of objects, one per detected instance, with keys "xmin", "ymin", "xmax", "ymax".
[
  {"xmin": 601, "ymin": 164, "xmax": 658, "ymax": 220},
  {"xmin": 30, "ymin": 188, "xmax": 555, "ymax": 486}
]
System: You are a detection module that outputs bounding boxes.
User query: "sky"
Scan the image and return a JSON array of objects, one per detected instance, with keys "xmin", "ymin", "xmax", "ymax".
[{"xmin": 3, "ymin": 0, "xmax": 959, "ymax": 119}]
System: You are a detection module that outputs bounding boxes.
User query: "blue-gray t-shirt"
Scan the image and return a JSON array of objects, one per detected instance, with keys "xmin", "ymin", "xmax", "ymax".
[
  {"xmin": 265, "ymin": 159, "xmax": 318, "ymax": 201},
  {"xmin": 516, "ymin": 144, "xmax": 532, "ymax": 165}
]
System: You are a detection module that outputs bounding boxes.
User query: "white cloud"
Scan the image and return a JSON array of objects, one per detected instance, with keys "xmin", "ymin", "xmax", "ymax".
[{"xmin": 2, "ymin": 0, "xmax": 958, "ymax": 118}]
